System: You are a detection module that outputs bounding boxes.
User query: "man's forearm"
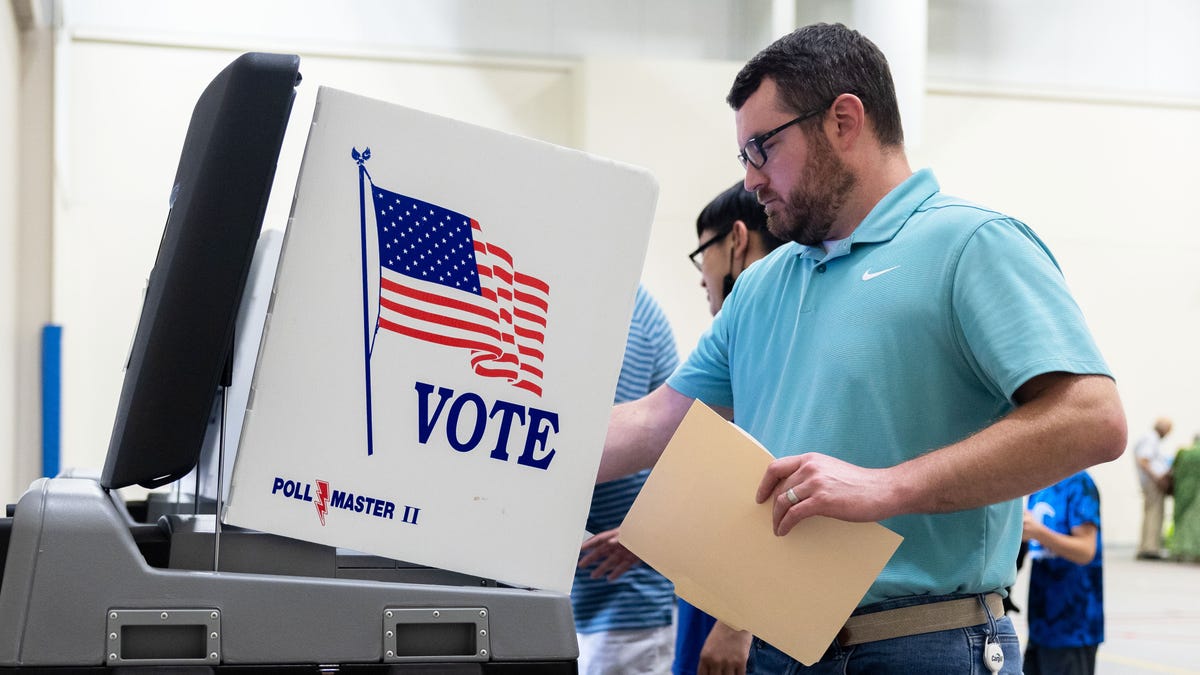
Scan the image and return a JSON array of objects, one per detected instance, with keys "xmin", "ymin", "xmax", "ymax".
[
  {"xmin": 596, "ymin": 385, "xmax": 693, "ymax": 483},
  {"xmin": 888, "ymin": 373, "xmax": 1125, "ymax": 516}
]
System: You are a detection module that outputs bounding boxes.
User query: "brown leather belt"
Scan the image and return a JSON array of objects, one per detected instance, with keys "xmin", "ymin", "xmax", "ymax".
[{"xmin": 837, "ymin": 593, "xmax": 1005, "ymax": 647}]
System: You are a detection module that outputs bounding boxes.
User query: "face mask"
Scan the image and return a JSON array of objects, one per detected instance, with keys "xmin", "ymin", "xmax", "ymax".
[{"xmin": 722, "ymin": 243, "xmax": 736, "ymax": 299}]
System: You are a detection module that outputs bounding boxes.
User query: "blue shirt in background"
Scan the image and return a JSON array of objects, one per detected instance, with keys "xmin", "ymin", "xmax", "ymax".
[{"xmin": 1027, "ymin": 472, "xmax": 1104, "ymax": 647}]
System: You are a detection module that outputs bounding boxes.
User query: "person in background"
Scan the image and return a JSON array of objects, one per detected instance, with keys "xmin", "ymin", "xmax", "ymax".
[
  {"xmin": 1134, "ymin": 417, "xmax": 1173, "ymax": 560},
  {"xmin": 1022, "ymin": 471, "xmax": 1104, "ymax": 674},
  {"xmin": 597, "ymin": 22, "xmax": 1125, "ymax": 673},
  {"xmin": 573, "ymin": 284, "xmax": 679, "ymax": 675},
  {"xmin": 688, "ymin": 181, "xmax": 786, "ymax": 318},
  {"xmin": 676, "ymin": 183, "xmax": 782, "ymax": 675},
  {"xmin": 1169, "ymin": 434, "xmax": 1200, "ymax": 561}
]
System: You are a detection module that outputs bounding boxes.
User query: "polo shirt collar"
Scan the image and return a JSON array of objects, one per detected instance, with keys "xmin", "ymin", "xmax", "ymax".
[{"xmin": 797, "ymin": 168, "xmax": 939, "ymax": 262}]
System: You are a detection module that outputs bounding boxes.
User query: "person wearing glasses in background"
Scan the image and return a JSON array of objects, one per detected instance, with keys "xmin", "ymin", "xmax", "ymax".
[
  {"xmin": 688, "ymin": 182, "xmax": 786, "ymax": 319},
  {"xmin": 675, "ymin": 182, "xmax": 783, "ymax": 675},
  {"xmin": 596, "ymin": 23, "xmax": 1125, "ymax": 674}
]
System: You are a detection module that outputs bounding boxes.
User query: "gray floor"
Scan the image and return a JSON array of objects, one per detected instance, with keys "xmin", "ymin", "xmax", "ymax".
[{"xmin": 1008, "ymin": 543, "xmax": 1200, "ymax": 674}]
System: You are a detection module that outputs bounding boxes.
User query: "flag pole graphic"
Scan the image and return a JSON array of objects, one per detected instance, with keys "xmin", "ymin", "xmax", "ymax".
[{"xmin": 353, "ymin": 147, "xmax": 375, "ymax": 456}]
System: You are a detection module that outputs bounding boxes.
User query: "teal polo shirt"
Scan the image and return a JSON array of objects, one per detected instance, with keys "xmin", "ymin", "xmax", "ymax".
[{"xmin": 667, "ymin": 169, "xmax": 1112, "ymax": 606}]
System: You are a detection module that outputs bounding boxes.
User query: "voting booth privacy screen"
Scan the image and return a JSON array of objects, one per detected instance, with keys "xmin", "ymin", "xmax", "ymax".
[
  {"xmin": 101, "ymin": 53, "xmax": 301, "ymax": 491},
  {"xmin": 224, "ymin": 87, "xmax": 658, "ymax": 593}
]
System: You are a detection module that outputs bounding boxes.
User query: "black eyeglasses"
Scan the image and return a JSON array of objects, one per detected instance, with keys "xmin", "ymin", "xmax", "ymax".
[
  {"xmin": 736, "ymin": 102, "xmax": 830, "ymax": 169},
  {"xmin": 688, "ymin": 230, "xmax": 730, "ymax": 270}
]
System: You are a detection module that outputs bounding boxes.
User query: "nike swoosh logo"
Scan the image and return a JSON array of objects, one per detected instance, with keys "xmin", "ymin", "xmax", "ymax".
[{"xmin": 861, "ymin": 265, "xmax": 900, "ymax": 281}]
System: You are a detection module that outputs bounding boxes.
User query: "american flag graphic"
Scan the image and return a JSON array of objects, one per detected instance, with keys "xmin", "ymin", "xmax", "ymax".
[{"xmin": 370, "ymin": 184, "xmax": 550, "ymax": 397}]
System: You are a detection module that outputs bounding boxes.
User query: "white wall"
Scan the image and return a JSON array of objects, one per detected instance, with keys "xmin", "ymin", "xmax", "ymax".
[
  {"xmin": 927, "ymin": 0, "xmax": 1200, "ymax": 100},
  {"xmin": 574, "ymin": 58, "xmax": 745, "ymax": 354},
  {"xmin": 0, "ymin": 3, "xmax": 50, "ymax": 505},
  {"xmin": 58, "ymin": 0, "xmax": 766, "ymax": 61},
  {"xmin": 0, "ymin": 3, "xmax": 20, "ymax": 499},
  {"xmin": 12, "ymin": 25, "xmax": 55, "ymax": 509}
]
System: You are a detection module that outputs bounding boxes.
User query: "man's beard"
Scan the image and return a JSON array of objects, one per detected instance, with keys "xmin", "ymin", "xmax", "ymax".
[{"xmin": 765, "ymin": 130, "xmax": 856, "ymax": 246}]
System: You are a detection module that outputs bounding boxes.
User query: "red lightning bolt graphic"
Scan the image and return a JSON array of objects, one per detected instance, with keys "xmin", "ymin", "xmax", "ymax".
[{"xmin": 315, "ymin": 480, "xmax": 330, "ymax": 526}]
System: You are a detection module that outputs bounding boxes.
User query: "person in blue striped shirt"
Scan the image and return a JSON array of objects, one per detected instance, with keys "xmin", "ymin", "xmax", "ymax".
[{"xmin": 573, "ymin": 284, "xmax": 679, "ymax": 674}]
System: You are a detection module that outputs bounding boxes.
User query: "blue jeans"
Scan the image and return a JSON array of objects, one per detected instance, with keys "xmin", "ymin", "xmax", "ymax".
[{"xmin": 746, "ymin": 594, "xmax": 1022, "ymax": 674}]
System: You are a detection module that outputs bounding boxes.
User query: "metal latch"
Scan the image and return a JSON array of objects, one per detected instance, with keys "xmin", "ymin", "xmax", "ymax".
[
  {"xmin": 105, "ymin": 608, "xmax": 221, "ymax": 666},
  {"xmin": 382, "ymin": 607, "xmax": 490, "ymax": 663}
]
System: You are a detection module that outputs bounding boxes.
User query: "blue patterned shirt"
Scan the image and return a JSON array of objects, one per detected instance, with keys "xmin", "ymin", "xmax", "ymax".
[
  {"xmin": 1027, "ymin": 472, "xmax": 1104, "ymax": 647},
  {"xmin": 572, "ymin": 285, "xmax": 679, "ymax": 632}
]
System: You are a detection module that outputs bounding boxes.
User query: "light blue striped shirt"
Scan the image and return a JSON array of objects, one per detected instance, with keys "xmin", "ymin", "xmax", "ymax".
[{"xmin": 572, "ymin": 284, "xmax": 679, "ymax": 633}]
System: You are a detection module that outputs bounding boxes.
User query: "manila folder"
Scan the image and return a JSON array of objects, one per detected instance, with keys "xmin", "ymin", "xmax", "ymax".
[{"xmin": 620, "ymin": 400, "xmax": 903, "ymax": 665}]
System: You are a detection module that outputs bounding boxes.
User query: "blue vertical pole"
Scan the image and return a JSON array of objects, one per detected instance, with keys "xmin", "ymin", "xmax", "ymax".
[{"xmin": 41, "ymin": 324, "xmax": 62, "ymax": 477}]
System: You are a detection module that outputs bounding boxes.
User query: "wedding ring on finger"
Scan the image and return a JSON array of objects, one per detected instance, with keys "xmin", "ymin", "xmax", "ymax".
[{"xmin": 785, "ymin": 487, "xmax": 799, "ymax": 505}]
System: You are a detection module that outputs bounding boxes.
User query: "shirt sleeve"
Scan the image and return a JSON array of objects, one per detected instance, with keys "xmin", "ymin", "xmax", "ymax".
[
  {"xmin": 614, "ymin": 286, "xmax": 680, "ymax": 403},
  {"xmin": 951, "ymin": 218, "xmax": 1112, "ymax": 401},
  {"xmin": 666, "ymin": 294, "xmax": 735, "ymax": 409},
  {"xmin": 1067, "ymin": 474, "xmax": 1101, "ymax": 530}
]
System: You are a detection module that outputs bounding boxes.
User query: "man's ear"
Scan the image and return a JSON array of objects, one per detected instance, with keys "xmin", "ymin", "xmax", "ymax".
[{"xmin": 827, "ymin": 93, "xmax": 866, "ymax": 150}]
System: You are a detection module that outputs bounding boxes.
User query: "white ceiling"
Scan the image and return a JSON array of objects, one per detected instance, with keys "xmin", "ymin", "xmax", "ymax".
[{"xmin": 56, "ymin": 0, "xmax": 1200, "ymax": 101}]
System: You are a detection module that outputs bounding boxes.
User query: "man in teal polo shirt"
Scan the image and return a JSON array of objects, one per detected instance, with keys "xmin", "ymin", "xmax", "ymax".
[{"xmin": 597, "ymin": 23, "xmax": 1126, "ymax": 674}]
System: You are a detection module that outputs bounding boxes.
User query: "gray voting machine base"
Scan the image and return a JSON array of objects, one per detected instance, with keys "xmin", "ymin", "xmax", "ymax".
[{"xmin": 0, "ymin": 477, "xmax": 578, "ymax": 672}]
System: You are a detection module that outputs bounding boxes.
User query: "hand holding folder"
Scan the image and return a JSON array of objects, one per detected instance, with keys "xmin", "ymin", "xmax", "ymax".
[{"xmin": 620, "ymin": 400, "xmax": 903, "ymax": 665}]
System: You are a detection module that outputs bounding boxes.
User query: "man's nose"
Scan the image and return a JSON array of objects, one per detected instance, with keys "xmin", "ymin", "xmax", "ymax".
[{"xmin": 743, "ymin": 164, "xmax": 766, "ymax": 193}]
